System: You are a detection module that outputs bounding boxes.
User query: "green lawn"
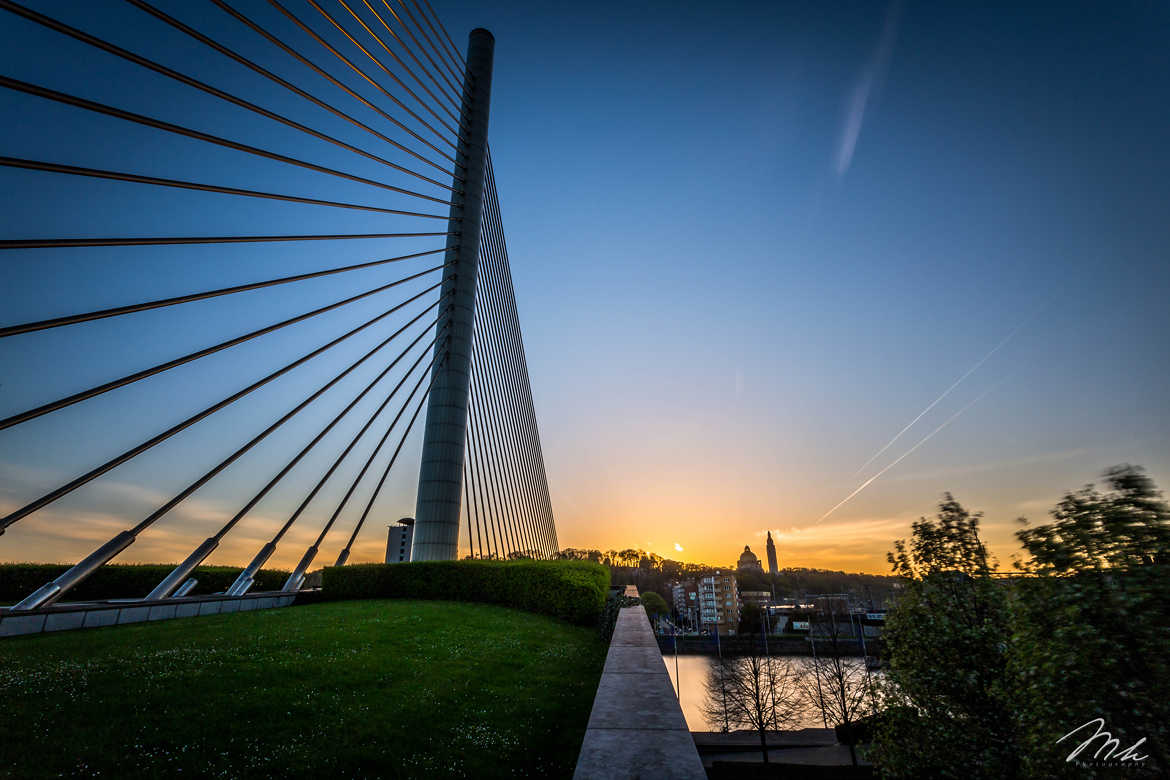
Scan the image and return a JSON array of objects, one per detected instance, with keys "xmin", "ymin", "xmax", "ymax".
[{"xmin": 0, "ymin": 600, "xmax": 607, "ymax": 778}]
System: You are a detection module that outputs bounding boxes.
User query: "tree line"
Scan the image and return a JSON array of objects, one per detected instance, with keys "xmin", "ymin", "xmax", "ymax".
[{"xmin": 552, "ymin": 548, "xmax": 903, "ymax": 610}]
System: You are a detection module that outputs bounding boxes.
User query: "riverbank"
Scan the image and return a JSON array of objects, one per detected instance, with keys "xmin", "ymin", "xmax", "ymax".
[
  {"xmin": 657, "ymin": 635, "xmax": 876, "ymax": 657},
  {"xmin": 696, "ymin": 730, "xmax": 873, "ymax": 778}
]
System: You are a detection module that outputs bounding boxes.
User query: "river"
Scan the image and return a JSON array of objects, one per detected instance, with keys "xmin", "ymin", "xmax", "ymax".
[{"xmin": 659, "ymin": 652, "xmax": 880, "ymax": 731}]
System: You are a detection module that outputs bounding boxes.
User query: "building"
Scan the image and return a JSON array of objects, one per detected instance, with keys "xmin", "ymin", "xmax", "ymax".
[
  {"xmin": 736, "ymin": 545, "xmax": 764, "ymax": 573},
  {"xmin": 739, "ymin": 590, "xmax": 772, "ymax": 609},
  {"xmin": 739, "ymin": 590, "xmax": 775, "ymax": 631},
  {"xmin": 671, "ymin": 580, "xmax": 699, "ymax": 629},
  {"xmin": 766, "ymin": 530, "xmax": 778, "ymax": 574},
  {"xmin": 385, "ymin": 518, "xmax": 415, "ymax": 563},
  {"xmin": 698, "ymin": 570, "xmax": 741, "ymax": 636}
]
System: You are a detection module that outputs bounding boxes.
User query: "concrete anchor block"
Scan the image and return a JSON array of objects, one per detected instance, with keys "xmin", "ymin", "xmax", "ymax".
[
  {"xmin": 0, "ymin": 614, "xmax": 47, "ymax": 637},
  {"xmin": 82, "ymin": 610, "xmax": 119, "ymax": 629},
  {"xmin": 148, "ymin": 605, "xmax": 178, "ymax": 621},
  {"xmin": 43, "ymin": 611, "xmax": 87, "ymax": 633},
  {"xmin": 117, "ymin": 606, "xmax": 150, "ymax": 625}
]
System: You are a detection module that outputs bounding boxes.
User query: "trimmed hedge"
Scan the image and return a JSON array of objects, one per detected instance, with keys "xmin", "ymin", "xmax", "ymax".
[
  {"xmin": 0, "ymin": 563, "xmax": 291, "ymax": 605},
  {"xmin": 322, "ymin": 559, "xmax": 610, "ymax": 626}
]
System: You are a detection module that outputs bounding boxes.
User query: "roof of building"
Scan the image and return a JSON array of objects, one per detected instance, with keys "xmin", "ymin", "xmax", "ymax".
[{"xmin": 737, "ymin": 545, "xmax": 763, "ymax": 570}]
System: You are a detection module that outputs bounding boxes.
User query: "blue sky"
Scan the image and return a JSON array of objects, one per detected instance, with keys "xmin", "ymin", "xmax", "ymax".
[{"xmin": 1, "ymin": 0, "xmax": 1167, "ymax": 571}]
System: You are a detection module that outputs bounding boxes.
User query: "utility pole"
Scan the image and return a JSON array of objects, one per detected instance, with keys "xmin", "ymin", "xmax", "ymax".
[{"xmin": 412, "ymin": 29, "xmax": 494, "ymax": 560}]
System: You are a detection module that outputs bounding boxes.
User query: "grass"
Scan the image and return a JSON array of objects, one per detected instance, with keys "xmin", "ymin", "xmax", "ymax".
[{"xmin": 0, "ymin": 600, "xmax": 608, "ymax": 778}]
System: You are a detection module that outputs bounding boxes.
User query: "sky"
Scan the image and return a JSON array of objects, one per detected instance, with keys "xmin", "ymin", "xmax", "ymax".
[{"xmin": 1, "ymin": 0, "xmax": 1168, "ymax": 575}]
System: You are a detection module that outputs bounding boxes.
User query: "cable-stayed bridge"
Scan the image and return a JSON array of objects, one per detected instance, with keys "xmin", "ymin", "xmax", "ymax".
[{"xmin": 0, "ymin": 0, "xmax": 556, "ymax": 613}]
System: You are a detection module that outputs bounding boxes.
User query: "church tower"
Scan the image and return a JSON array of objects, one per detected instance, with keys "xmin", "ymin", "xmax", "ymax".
[{"xmin": 766, "ymin": 530, "xmax": 779, "ymax": 575}]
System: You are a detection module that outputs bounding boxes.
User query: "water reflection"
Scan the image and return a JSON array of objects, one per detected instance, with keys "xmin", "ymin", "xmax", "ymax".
[{"xmin": 661, "ymin": 653, "xmax": 880, "ymax": 731}]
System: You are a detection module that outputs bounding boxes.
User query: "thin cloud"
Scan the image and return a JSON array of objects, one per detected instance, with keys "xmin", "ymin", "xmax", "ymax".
[
  {"xmin": 888, "ymin": 448, "xmax": 1087, "ymax": 484},
  {"xmin": 773, "ymin": 515, "xmax": 910, "ymax": 543},
  {"xmin": 855, "ymin": 321, "xmax": 1024, "ymax": 475},
  {"xmin": 819, "ymin": 385, "xmax": 998, "ymax": 523},
  {"xmin": 835, "ymin": 0, "xmax": 902, "ymax": 177},
  {"xmin": 765, "ymin": 514, "xmax": 919, "ymax": 571}
]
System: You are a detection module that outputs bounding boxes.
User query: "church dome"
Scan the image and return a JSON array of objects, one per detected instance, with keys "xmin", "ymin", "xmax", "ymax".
[{"xmin": 737, "ymin": 545, "xmax": 762, "ymax": 571}]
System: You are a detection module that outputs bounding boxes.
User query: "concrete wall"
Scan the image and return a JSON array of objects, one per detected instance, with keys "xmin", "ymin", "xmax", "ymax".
[{"xmin": 574, "ymin": 587, "xmax": 705, "ymax": 779}]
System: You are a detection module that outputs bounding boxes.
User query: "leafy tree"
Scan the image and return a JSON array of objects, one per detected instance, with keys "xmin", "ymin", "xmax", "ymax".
[
  {"xmin": 703, "ymin": 653, "xmax": 805, "ymax": 762},
  {"xmin": 738, "ymin": 603, "xmax": 764, "ymax": 635},
  {"xmin": 639, "ymin": 590, "xmax": 669, "ymax": 620},
  {"xmin": 1016, "ymin": 464, "xmax": 1170, "ymax": 571},
  {"xmin": 1010, "ymin": 465, "xmax": 1170, "ymax": 776},
  {"xmin": 735, "ymin": 570, "xmax": 773, "ymax": 592},
  {"xmin": 872, "ymin": 494, "xmax": 1020, "ymax": 779}
]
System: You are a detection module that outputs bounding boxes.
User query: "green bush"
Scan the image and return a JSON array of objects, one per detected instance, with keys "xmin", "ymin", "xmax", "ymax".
[
  {"xmin": 598, "ymin": 589, "xmax": 639, "ymax": 641},
  {"xmin": 0, "ymin": 563, "xmax": 290, "ymax": 605},
  {"xmin": 639, "ymin": 590, "xmax": 669, "ymax": 619},
  {"xmin": 322, "ymin": 559, "xmax": 610, "ymax": 626}
]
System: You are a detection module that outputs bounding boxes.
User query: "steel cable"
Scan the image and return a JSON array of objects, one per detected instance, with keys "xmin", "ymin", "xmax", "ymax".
[
  {"xmin": 0, "ymin": 76, "xmax": 453, "ymax": 205},
  {"xmin": 372, "ymin": 0, "xmax": 464, "ymax": 109},
  {"xmin": 124, "ymin": 0, "xmax": 462, "ymax": 182},
  {"xmin": 477, "ymin": 186, "xmax": 545, "ymax": 555},
  {"xmin": 334, "ymin": 361, "xmax": 440, "ymax": 562},
  {"xmin": 0, "ymin": 269, "xmax": 446, "ymax": 432},
  {"xmin": 211, "ymin": 0, "xmax": 460, "ymax": 173},
  {"xmin": 0, "ymin": 279, "xmax": 445, "ymax": 529},
  {"xmin": 0, "ymin": 247, "xmax": 445, "ymax": 337},
  {"xmin": 0, "ymin": 1, "xmax": 456, "ymax": 195},
  {"xmin": 129, "ymin": 300, "xmax": 448, "ymax": 540},
  {"xmin": 337, "ymin": 0, "xmax": 465, "ymax": 127},
  {"xmin": 266, "ymin": 0, "xmax": 458, "ymax": 157},
  {"xmin": 0, "ymin": 157, "xmax": 447, "ymax": 220}
]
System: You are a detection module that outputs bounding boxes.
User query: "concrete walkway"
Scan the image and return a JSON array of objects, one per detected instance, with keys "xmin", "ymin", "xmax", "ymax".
[{"xmin": 573, "ymin": 593, "xmax": 705, "ymax": 779}]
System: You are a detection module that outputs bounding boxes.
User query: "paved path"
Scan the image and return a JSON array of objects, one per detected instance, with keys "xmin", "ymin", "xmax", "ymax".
[{"xmin": 573, "ymin": 592, "xmax": 705, "ymax": 779}]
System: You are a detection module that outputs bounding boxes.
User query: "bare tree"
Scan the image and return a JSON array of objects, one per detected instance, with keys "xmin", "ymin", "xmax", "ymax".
[
  {"xmin": 702, "ymin": 653, "xmax": 805, "ymax": 762},
  {"xmin": 803, "ymin": 598, "xmax": 877, "ymax": 766}
]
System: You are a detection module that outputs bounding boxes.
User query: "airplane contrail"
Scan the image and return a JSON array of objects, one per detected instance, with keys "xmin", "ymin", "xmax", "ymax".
[
  {"xmin": 819, "ymin": 385, "xmax": 997, "ymax": 523},
  {"xmin": 854, "ymin": 323, "xmax": 1022, "ymax": 476}
]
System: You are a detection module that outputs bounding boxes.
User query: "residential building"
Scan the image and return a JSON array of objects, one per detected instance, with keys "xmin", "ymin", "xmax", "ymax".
[
  {"xmin": 385, "ymin": 518, "xmax": 414, "ymax": 563},
  {"xmin": 698, "ymin": 570, "xmax": 741, "ymax": 636},
  {"xmin": 671, "ymin": 580, "xmax": 699, "ymax": 629}
]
